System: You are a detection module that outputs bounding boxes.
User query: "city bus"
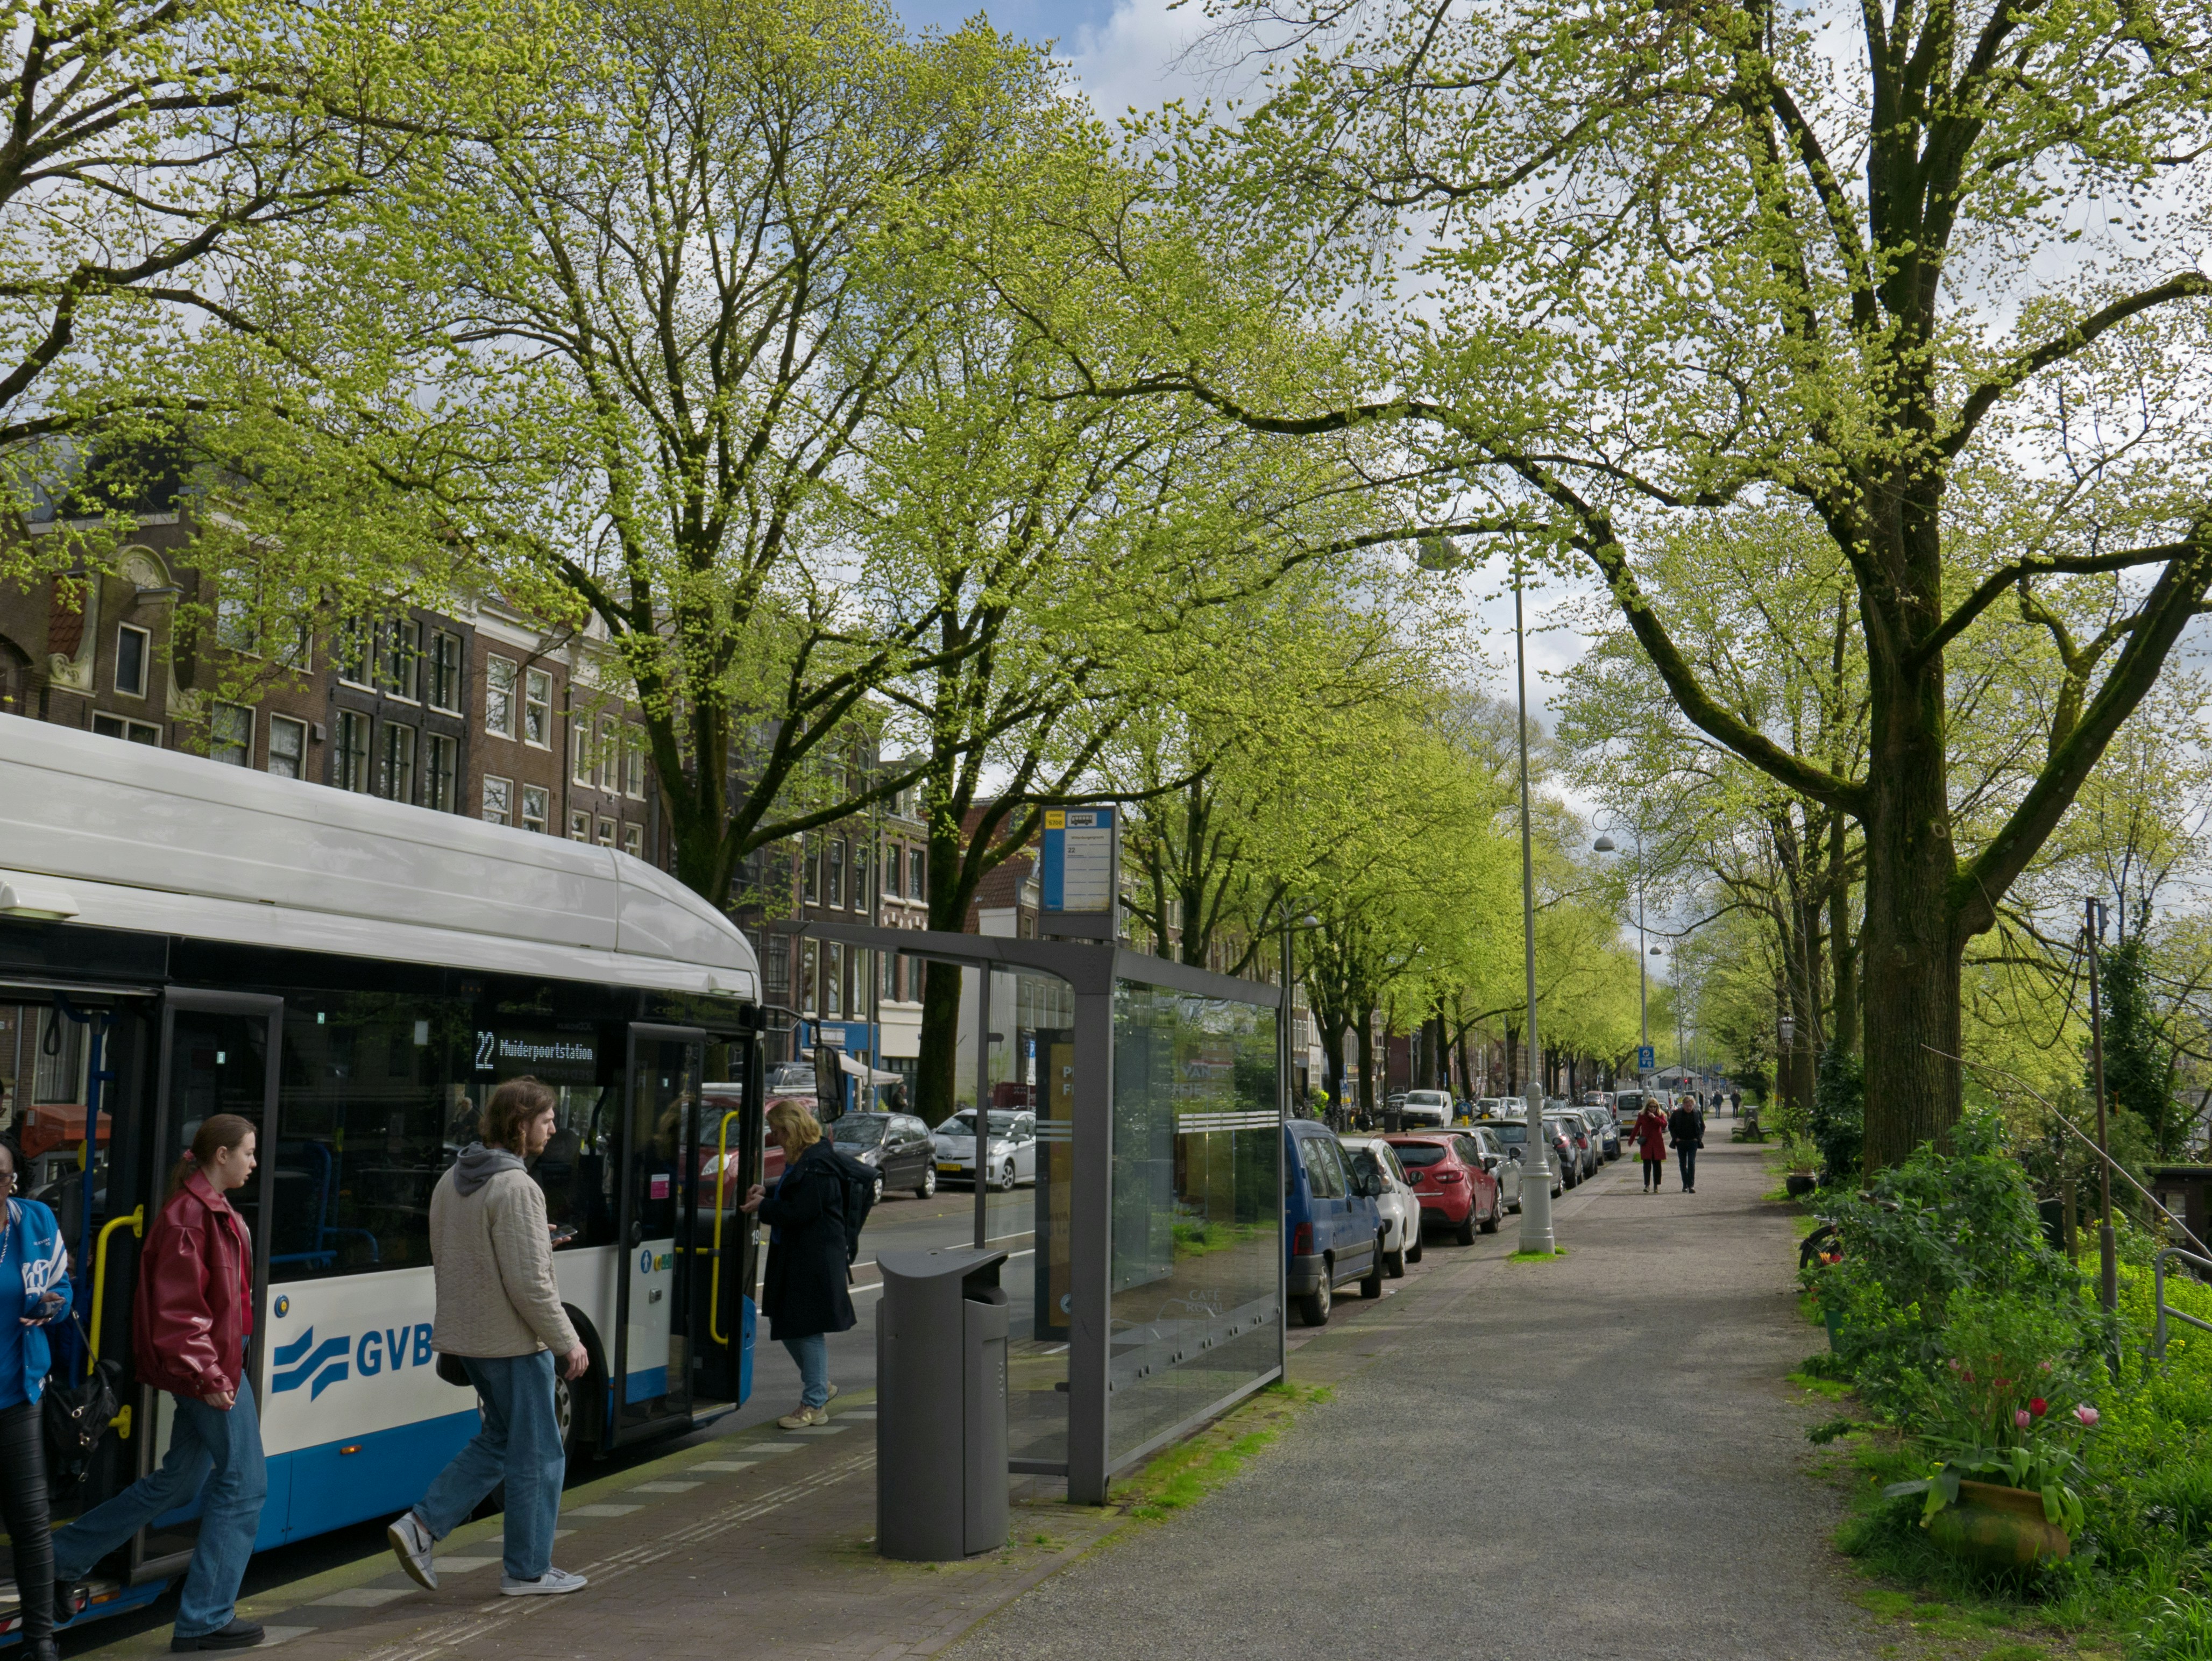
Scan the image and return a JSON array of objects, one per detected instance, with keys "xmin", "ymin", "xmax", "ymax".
[{"xmin": 0, "ymin": 715, "xmax": 765, "ymax": 1644}]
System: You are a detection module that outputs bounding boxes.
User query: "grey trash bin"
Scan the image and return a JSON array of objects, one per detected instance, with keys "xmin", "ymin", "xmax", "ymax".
[{"xmin": 876, "ymin": 1246, "xmax": 1010, "ymax": 1560}]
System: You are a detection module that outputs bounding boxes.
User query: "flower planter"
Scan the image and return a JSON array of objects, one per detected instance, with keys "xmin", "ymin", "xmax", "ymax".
[
  {"xmin": 1785, "ymin": 1173, "xmax": 1817, "ymax": 1198},
  {"xmin": 1926, "ymin": 1479, "xmax": 2072, "ymax": 1570}
]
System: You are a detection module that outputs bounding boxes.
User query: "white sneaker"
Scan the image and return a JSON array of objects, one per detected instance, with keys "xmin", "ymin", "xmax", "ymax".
[
  {"xmin": 501, "ymin": 1566, "xmax": 588, "ymax": 1597},
  {"xmin": 777, "ymin": 1404, "xmax": 827, "ymax": 1429},
  {"xmin": 387, "ymin": 1511, "xmax": 437, "ymax": 1591}
]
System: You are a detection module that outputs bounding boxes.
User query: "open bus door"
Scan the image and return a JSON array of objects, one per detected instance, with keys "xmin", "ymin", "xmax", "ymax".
[
  {"xmin": 128, "ymin": 990, "xmax": 282, "ymax": 1585},
  {"xmin": 610, "ymin": 1024, "xmax": 706, "ymax": 1445},
  {"xmin": 691, "ymin": 1023, "xmax": 763, "ymax": 1406}
]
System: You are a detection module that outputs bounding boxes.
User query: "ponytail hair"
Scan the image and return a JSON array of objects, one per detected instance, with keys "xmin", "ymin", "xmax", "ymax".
[{"xmin": 168, "ymin": 1113, "xmax": 256, "ymax": 1200}]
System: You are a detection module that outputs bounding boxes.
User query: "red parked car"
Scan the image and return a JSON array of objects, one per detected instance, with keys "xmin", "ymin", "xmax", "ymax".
[{"xmin": 1382, "ymin": 1132, "xmax": 1502, "ymax": 1245}]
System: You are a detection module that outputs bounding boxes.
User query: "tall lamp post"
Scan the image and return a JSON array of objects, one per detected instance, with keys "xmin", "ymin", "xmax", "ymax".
[
  {"xmin": 1512, "ymin": 568, "xmax": 1555, "ymax": 1256},
  {"xmin": 1593, "ymin": 824, "xmax": 1651, "ymax": 1082}
]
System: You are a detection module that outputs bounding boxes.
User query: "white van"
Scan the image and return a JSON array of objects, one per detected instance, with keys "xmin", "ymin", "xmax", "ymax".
[{"xmin": 1399, "ymin": 1088, "xmax": 1455, "ymax": 1127}]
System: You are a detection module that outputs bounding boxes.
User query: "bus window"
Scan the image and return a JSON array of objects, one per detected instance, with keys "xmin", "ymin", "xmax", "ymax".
[
  {"xmin": 527, "ymin": 1083, "xmax": 618, "ymax": 1249},
  {"xmin": 272, "ymin": 994, "xmax": 470, "ymax": 1281}
]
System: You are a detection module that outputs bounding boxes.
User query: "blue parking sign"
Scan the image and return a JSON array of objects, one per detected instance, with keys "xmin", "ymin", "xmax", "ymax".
[{"xmin": 1637, "ymin": 1045, "xmax": 1655, "ymax": 1071}]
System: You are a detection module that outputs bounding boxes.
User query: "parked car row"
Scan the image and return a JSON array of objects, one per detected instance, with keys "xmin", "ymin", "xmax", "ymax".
[{"xmin": 1285, "ymin": 1120, "xmax": 1517, "ymax": 1326}]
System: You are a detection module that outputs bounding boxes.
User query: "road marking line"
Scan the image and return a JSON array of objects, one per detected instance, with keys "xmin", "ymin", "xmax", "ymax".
[
  {"xmin": 562, "ymin": 1503, "xmax": 642, "ymax": 1517},
  {"xmin": 628, "ymin": 1480, "xmax": 703, "ymax": 1492},
  {"xmin": 311, "ymin": 1588, "xmax": 415, "ymax": 1608}
]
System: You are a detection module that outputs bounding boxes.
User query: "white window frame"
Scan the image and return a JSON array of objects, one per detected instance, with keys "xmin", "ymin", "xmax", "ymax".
[
  {"xmin": 91, "ymin": 713, "xmax": 161, "ymax": 746},
  {"xmin": 523, "ymin": 667, "xmax": 552, "ymax": 748},
  {"xmin": 568, "ymin": 808, "xmax": 592, "ymax": 842},
  {"xmin": 622, "ymin": 822, "xmax": 642, "ymax": 857},
  {"xmin": 521, "ymin": 783, "xmax": 550, "ymax": 833},
  {"xmin": 571, "ymin": 716, "xmax": 594, "ymax": 785},
  {"xmin": 481, "ymin": 773, "xmax": 513, "ymax": 826},
  {"xmin": 210, "ymin": 700, "xmax": 254, "ymax": 767},
  {"xmin": 625, "ymin": 726, "xmax": 646, "ymax": 798},
  {"xmin": 384, "ymin": 617, "xmax": 422, "ymax": 703},
  {"xmin": 596, "ymin": 817, "xmax": 615, "ymax": 847},
  {"xmin": 336, "ymin": 617, "xmax": 373, "ymax": 688},
  {"xmin": 114, "ymin": 623, "xmax": 151, "ymax": 698},
  {"xmin": 428, "ymin": 630, "xmax": 463, "ymax": 713},
  {"xmin": 266, "ymin": 714, "xmax": 307, "ymax": 779},
  {"xmin": 484, "ymin": 655, "xmax": 517, "ymax": 740}
]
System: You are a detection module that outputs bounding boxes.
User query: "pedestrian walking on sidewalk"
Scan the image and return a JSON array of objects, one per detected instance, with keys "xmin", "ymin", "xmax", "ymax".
[
  {"xmin": 1632, "ymin": 1101, "xmax": 1669, "ymax": 1192},
  {"xmin": 1, "ymin": 1137, "xmax": 73, "ymax": 1661},
  {"xmin": 387, "ymin": 1077, "xmax": 590, "ymax": 1601},
  {"xmin": 741, "ymin": 1102, "xmax": 856, "ymax": 1429},
  {"xmin": 51, "ymin": 1116, "xmax": 267, "ymax": 1653},
  {"xmin": 1668, "ymin": 1095, "xmax": 1705, "ymax": 1193}
]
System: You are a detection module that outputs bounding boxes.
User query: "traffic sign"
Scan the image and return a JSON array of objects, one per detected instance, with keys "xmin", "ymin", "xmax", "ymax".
[{"xmin": 1636, "ymin": 1045, "xmax": 1655, "ymax": 1071}]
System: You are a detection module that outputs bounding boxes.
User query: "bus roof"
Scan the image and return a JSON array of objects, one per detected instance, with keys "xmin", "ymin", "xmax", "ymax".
[{"xmin": 0, "ymin": 714, "xmax": 758, "ymax": 1002}]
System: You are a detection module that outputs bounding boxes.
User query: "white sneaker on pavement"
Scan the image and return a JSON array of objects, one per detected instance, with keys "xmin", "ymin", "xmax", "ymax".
[
  {"xmin": 777, "ymin": 1404, "xmax": 827, "ymax": 1429},
  {"xmin": 386, "ymin": 1511, "xmax": 437, "ymax": 1591},
  {"xmin": 501, "ymin": 1567, "xmax": 589, "ymax": 1597}
]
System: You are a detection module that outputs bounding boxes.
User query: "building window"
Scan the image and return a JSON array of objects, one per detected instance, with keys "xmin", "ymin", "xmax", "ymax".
[
  {"xmin": 571, "ymin": 717, "xmax": 594, "ymax": 786},
  {"xmin": 763, "ymin": 935, "xmax": 790, "ymax": 1006},
  {"xmin": 909, "ymin": 848, "xmax": 925, "ymax": 900},
  {"xmin": 429, "ymin": 630, "xmax": 463, "ymax": 712},
  {"xmin": 336, "ymin": 617, "xmax": 372, "ymax": 686},
  {"xmin": 481, "ymin": 775, "xmax": 513, "ymax": 826},
  {"xmin": 91, "ymin": 713, "xmax": 160, "ymax": 745},
  {"xmin": 384, "ymin": 617, "xmax": 422, "ymax": 701},
  {"xmin": 885, "ymin": 844, "xmax": 901, "ymax": 898},
  {"xmin": 803, "ymin": 839, "xmax": 820, "ymax": 903},
  {"xmin": 114, "ymin": 623, "xmax": 150, "ymax": 697},
  {"xmin": 569, "ymin": 809, "xmax": 591, "ymax": 841},
  {"xmin": 800, "ymin": 940, "xmax": 819, "ymax": 1014},
  {"xmin": 485, "ymin": 655, "xmax": 517, "ymax": 739},
  {"xmin": 335, "ymin": 710, "xmax": 370, "ymax": 791},
  {"xmin": 267, "ymin": 715, "xmax": 306, "ymax": 779},
  {"xmin": 378, "ymin": 722, "xmax": 416, "ymax": 802},
  {"xmin": 825, "ymin": 942, "xmax": 844, "ymax": 1017},
  {"xmin": 210, "ymin": 701, "xmax": 253, "ymax": 766},
  {"xmin": 853, "ymin": 842, "xmax": 870, "ymax": 910},
  {"xmin": 826, "ymin": 839, "xmax": 843, "ymax": 908},
  {"xmin": 598, "ymin": 715, "xmax": 618, "ymax": 789},
  {"xmin": 424, "ymin": 734, "xmax": 457, "ymax": 811},
  {"xmin": 521, "ymin": 784, "xmax": 549, "ymax": 833},
  {"xmin": 625, "ymin": 727, "xmax": 646, "ymax": 798},
  {"xmin": 622, "ymin": 823, "xmax": 642, "ymax": 858},
  {"xmin": 523, "ymin": 668, "xmax": 551, "ymax": 747},
  {"xmin": 597, "ymin": 817, "xmax": 615, "ymax": 847}
]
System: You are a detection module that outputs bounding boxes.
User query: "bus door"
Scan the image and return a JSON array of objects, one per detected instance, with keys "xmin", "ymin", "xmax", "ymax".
[
  {"xmin": 130, "ymin": 990, "xmax": 282, "ymax": 1584},
  {"xmin": 611, "ymin": 1024, "xmax": 705, "ymax": 1444},
  {"xmin": 691, "ymin": 1026, "xmax": 761, "ymax": 1403}
]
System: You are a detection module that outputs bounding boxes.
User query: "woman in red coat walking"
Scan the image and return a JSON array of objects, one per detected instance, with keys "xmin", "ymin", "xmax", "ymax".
[{"xmin": 1633, "ymin": 1102, "xmax": 1669, "ymax": 1192}]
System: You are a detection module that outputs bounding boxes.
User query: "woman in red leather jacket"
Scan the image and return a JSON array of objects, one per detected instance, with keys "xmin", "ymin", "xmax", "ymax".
[
  {"xmin": 1634, "ymin": 1102, "xmax": 1669, "ymax": 1193},
  {"xmin": 49, "ymin": 1114, "xmax": 269, "ymax": 1653}
]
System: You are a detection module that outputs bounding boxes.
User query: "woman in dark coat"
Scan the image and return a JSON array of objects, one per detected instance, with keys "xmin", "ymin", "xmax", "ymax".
[{"xmin": 741, "ymin": 1103, "xmax": 855, "ymax": 1428}]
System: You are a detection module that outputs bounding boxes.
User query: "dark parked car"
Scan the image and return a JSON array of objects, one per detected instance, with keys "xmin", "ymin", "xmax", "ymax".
[
  {"xmin": 1285, "ymin": 1121, "xmax": 1385, "ymax": 1326},
  {"xmin": 831, "ymin": 1111, "xmax": 938, "ymax": 1199}
]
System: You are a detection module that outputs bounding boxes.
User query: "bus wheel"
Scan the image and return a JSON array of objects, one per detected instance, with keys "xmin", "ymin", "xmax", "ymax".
[{"xmin": 561, "ymin": 1308, "xmax": 608, "ymax": 1462}]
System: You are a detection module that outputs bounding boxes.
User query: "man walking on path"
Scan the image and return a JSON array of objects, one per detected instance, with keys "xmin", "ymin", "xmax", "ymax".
[
  {"xmin": 387, "ymin": 1077, "xmax": 590, "ymax": 1599},
  {"xmin": 1668, "ymin": 1094, "xmax": 1705, "ymax": 1193}
]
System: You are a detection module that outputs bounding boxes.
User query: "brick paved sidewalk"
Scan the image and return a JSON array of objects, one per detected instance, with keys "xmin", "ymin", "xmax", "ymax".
[{"xmin": 69, "ymin": 1142, "xmax": 1618, "ymax": 1661}]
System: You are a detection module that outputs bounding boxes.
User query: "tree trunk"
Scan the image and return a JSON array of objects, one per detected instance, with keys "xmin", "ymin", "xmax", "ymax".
[
  {"xmin": 1356, "ymin": 1010, "xmax": 1377, "ymax": 1125},
  {"xmin": 916, "ymin": 960, "xmax": 963, "ymax": 1125},
  {"xmin": 1502, "ymin": 1019, "xmax": 1520, "ymax": 1095},
  {"xmin": 1320, "ymin": 1021, "xmax": 1347, "ymax": 1118},
  {"xmin": 1858, "ymin": 647, "xmax": 1965, "ymax": 1169}
]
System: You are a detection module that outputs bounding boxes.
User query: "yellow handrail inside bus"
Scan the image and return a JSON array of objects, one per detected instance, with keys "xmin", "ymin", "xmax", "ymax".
[
  {"xmin": 707, "ymin": 1111, "xmax": 751, "ymax": 1346},
  {"xmin": 89, "ymin": 1206, "xmax": 145, "ymax": 1364}
]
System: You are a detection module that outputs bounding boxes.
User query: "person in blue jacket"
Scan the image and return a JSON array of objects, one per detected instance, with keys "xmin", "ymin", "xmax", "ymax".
[{"xmin": 1, "ymin": 1134, "xmax": 74, "ymax": 1661}]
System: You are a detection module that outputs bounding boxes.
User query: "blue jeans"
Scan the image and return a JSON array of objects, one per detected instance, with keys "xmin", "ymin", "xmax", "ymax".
[
  {"xmin": 412, "ymin": 1352, "xmax": 565, "ymax": 1581},
  {"xmin": 52, "ymin": 1381, "xmax": 267, "ymax": 1640},
  {"xmin": 782, "ymin": 1334, "xmax": 829, "ymax": 1409}
]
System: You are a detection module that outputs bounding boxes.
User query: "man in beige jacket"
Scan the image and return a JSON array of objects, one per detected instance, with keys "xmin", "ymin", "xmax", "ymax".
[{"xmin": 385, "ymin": 1077, "xmax": 590, "ymax": 1599}]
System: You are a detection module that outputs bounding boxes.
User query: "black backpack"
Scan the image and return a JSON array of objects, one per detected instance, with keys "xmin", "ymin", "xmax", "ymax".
[{"xmin": 826, "ymin": 1149, "xmax": 875, "ymax": 1267}]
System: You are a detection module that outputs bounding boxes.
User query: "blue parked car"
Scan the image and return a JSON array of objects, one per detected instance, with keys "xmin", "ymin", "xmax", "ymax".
[{"xmin": 1285, "ymin": 1120, "xmax": 1385, "ymax": 1326}]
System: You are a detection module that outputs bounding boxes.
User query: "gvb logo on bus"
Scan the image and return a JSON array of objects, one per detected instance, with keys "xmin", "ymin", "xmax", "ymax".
[{"xmin": 272, "ymin": 1318, "xmax": 436, "ymax": 1401}]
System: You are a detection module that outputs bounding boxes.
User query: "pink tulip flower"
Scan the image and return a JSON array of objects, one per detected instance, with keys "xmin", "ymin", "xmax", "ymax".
[{"xmin": 2074, "ymin": 1404, "xmax": 2099, "ymax": 1428}]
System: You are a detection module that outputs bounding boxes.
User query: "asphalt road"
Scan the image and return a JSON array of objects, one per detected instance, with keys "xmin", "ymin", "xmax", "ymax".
[{"xmin": 949, "ymin": 1132, "xmax": 1880, "ymax": 1661}]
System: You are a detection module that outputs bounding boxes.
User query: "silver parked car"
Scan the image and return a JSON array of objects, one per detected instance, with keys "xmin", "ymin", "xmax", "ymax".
[
  {"xmin": 932, "ymin": 1109, "xmax": 1038, "ymax": 1189},
  {"xmin": 1465, "ymin": 1124, "xmax": 1522, "ymax": 1213},
  {"xmin": 1341, "ymin": 1136, "xmax": 1425, "ymax": 1276}
]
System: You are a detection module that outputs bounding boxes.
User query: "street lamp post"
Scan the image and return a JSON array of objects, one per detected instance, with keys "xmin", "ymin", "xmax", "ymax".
[
  {"xmin": 1593, "ymin": 824, "xmax": 1651, "ymax": 1081},
  {"xmin": 1513, "ymin": 569, "xmax": 1555, "ymax": 1256}
]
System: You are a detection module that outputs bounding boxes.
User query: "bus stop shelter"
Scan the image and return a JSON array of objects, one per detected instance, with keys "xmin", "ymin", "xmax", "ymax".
[{"xmin": 804, "ymin": 922, "xmax": 1284, "ymax": 1504}]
